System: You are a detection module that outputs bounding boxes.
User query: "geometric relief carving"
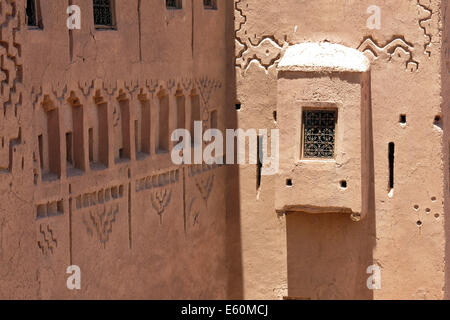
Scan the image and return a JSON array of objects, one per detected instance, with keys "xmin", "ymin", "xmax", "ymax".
[
  {"xmin": 196, "ymin": 76, "xmax": 222, "ymax": 107},
  {"xmin": 75, "ymin": 185, "xmax": 124, "ymax": 211},
  {"xmin": 418, "ymin": 0, "xmax": 433, "ymax": 57},
  {"xmin": 151, "ymin": 189, "xmax": 172, "ymax": 224},
  {"xmin": 37, "ymin": 224, "xmax": 58, "ymax": 256},
  {"xmin": 358, "ymin": 36, "xmax": 419, "ymax": 72},
  {"xmin": 83, "ymin": 204, "xmax": 119, "ymax": 248},
  {"xmin": 196, "ymin": 174, "xmax": 215, "ymax": 205},
  {"xmin": 186, "ymin": 197, "xmax": 201, "ymax": 230},
  {"xmin": 235, "ymin": 0, "xmax": 432, "ymax": 73},
  {"xmin": 0, "ymin": 0, "xmax": 23, "ymax": 176},
  {"xmin": 36, "ymin": 200, "xmax": 64, "ymax": 219},
  {"xmin": 135, "ymin": 169, "xmax": 179, "ymax": 193},
  {"xmin": 0, "ymin": 127, "xmax": 22, "ymax": 174},
  {"xmin": 236, "ymin": 37, "xmax": 284, "ymax": 72},
  {"xmin": 195, "ymin": 77, "xmax": 222, "ymax": 131},
  {"xmin": 234, "ymin": 0, "xmax": 288, "ymax": 73},
  {"xmin": 188, "ymin": 164, "xmax": 222, "ymax": 178}
]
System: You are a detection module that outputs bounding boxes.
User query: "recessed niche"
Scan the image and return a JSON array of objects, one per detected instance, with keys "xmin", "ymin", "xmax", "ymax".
[
  {"xmin": 286, "ymin": 179, "xmax": 293, "ymax": 187},
  {"xmin": 426, "ymin": 208, "xmax": 431, "ymax": 214},
  {"xmin": 399, "ymin": 114, "xmax": 406, "ymax": 125},
  {"xmin": 235, "ymin": 103, "xmax": 241, "ymax": 111},
  {"xmin": 434, "ymin": 115, "xmax": 443, "ymax": 128},
  {"xmin": 340, "ymin": 180, "xmax": 347, "ymax": 189},
  {"xmin": 417, "ymin": 220, "xmax": 423, "ymax": 227},
  {"xmin": 414, "ymin": 205, "xmax": 419, "ymax": 211}
]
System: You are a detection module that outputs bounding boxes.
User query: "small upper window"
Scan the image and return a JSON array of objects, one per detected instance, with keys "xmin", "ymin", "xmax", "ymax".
[
  {"xmin": 166, "ymin": 0, "xmax": 182, "ymax": 9},
  {"xmin": 93, "ymin": 0, "xmax": 116, "ymax": 29},
  {"xmin": 26, "ymin": 0, "xmax": 42, "ymax": 29},
  {"xmin": 203, "ymin": 0, "xmax": 217, "ymax": 10},
  {"xmin": 302, "ymin": 109, "xmax": 337, "ymax": 159}
]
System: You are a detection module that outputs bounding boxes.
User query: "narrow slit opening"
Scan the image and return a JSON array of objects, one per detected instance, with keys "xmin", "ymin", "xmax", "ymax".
[
  {"xmin": 66, "ymin": 132, "xmax": 73, "ymax": 166},
  {"xmin": 389, "ymin": 142, "xmax": 395, "ymax": 192},
  {"xmin": 256, "ymin": 135, "xmax": 263, "ymax": 191},
  {"xmin": 88, "ymin": 128, "xmax": 94, "ymax": 163},
  {"xmin": 38, "ymin": 134, "xmax": 43, "ymax": 169}
]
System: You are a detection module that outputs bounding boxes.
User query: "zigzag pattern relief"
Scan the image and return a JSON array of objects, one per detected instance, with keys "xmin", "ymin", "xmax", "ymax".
[
  {"xmin": 0, "ymin": 0, "xmax": 24, "ymax": 176},
  {"xmin": 358, "ymin": 36, "xmax": 419, "ymax": 72},
  {"xmin": 417, "ymin": 0, "xmax": 433, "ymax": 57},
  {"xmin": 37, "ymin": 224, "xmax": 58, "ymax": 256},
  {"xmin": 235, "ymin": 0, "xmax": 287, "ymax": 72},
  {"xmin": 235, "ymin": 0, "xmax": 434, "ymax": 73}
]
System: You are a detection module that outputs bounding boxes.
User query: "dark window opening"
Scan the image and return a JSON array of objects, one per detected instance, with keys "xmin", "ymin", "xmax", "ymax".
[
  {"xmin": 286, "ymin": 179, "xmax": 293, "ymax": 187},
  {"xmin": 302, "ymin": 109, "xmax": 337, "ymax": 159},
  {"xmin": 340, "ymin": 180, "xmax": 347, "ymax": 189},
  {"xmin": 158, "ymin": 94, "xmax": 170, "ymax": 152},
  {"xmin": 66, "ymin": 132, "xmax": 73, "ymax": 166},
  {"xmin": 389, "ymin": 142, "xmax": 395, "ymax": 190},
  {"xmin": 135, "ymin": 120, "xmax": 140, "ymax": 153},
  {"xmin": 204, "ymin": 0, "xmax": 217, "ymax": 10},
  {"xmin": 88, "ymin": 128, "xmax": 94, "ymax": 162},
  {"xmin": 93, "ymin": 0, "xmax": 115, "ymax": 28},
  {"xmin": 235, "ymin": 103, "xmax": 241, "ymax": 111},
  {"xmin": 166, "ymin": 0, "xmax": 182, "ymax": 9},
  {"xmin": 190, "ymin": 93, "xmax": 201, "ymax": 144},
  {"xmin": 27, "ymin": 0, "xmax": 42, "ymax": 29},
  {"xmin": 38, "ymin": 134, "xmax": 43, "ymax": 169}
]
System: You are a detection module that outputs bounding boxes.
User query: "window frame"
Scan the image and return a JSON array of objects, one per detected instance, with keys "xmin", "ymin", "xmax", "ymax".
[
  {"xmin": 301, "ymin": 108, "xmax": 338, "ymax": 160},
  {"xmin": 297, "ymin": 102, "xmax": 340, "ymax": 162},
  {"xmin": 203, "ymin": 0, "xmax": 218, "ymax": 10},
  {"xmin": 93, "ymin": 0, "xmax": 117, "ymax": 30},
  {"xmin": 166, "ymin": 0, "xmax": 182, "ymax": 10}
]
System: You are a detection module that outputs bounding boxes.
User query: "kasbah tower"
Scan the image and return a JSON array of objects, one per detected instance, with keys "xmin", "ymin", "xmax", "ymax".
[{"xmin": 0, "ymin": 0, "xmax": 449, "ymax": 301}]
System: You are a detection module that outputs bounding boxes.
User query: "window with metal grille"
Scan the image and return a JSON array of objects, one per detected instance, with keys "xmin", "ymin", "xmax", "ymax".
[
  {"xmin": 27, "ymin": 0, "xmax": 42, "ymax": 28},
  {"xmin": 166, "ymin": 0, "xmax": 182, "ymax": 9},
  {"xmin": 302, "ymin": 110, "xmax": 337, "ymax": 159},
  {"xmin": 204, "ymin": 0, "xmax": 217, "ymax": 10},
  {"xmin": 93, "ymin": 0, "xmax": 115, "ymax": 28}
]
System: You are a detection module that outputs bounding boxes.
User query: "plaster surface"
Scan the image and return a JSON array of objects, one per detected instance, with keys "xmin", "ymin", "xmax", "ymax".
[{"xmin": 1, "ymin": 0, "xmax": 450, "ymax": 301}]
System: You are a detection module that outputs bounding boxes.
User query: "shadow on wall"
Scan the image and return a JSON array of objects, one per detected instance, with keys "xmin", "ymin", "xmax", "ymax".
[
  {"xmin": 286, "ymin": 213, "xmax": 376, "ymax": 300},
  {"xmin": 225, "ymin": 0, "xmax": 243, "ymax": 299},
  {"xmin": 442, "ymin": 4, "xmax": 450, "ymax": 298},
  {"xmin": 285, "ymin": 72, "xmax": 376, "ymax": 300}
]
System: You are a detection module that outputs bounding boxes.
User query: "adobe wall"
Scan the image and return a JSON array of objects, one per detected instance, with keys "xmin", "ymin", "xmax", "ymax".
[
  {"xmin": 0, "ymin": 0, "xmax": 229, "ymax": 299},
  {"xmin": 234, "ymin": 0, "xmax": 446, "ymax": 299}
]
